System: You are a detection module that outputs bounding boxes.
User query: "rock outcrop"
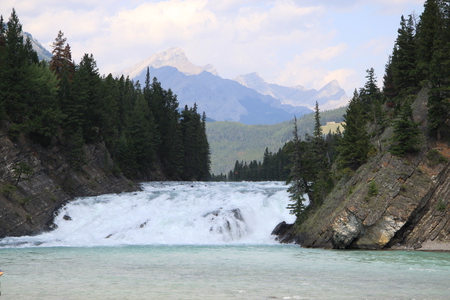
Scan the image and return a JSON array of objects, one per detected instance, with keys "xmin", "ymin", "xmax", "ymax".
[
  {"xmin": 0, "ymin": 130, "xmax": 139, "ymax": 238},
  {"xmin": 275, "ymin": 87, "xmax": 450, "ymax": 251}
]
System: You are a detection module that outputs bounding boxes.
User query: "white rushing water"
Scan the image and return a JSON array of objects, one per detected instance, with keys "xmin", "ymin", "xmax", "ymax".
[{"xmin": 1, "ymin": 181, "xmax": 295, "ymax": 247}]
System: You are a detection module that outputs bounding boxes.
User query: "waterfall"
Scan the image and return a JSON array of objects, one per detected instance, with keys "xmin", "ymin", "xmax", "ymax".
[{"xmin": 0, "ymin": 182, "xmax": 295, "ymax": 247}]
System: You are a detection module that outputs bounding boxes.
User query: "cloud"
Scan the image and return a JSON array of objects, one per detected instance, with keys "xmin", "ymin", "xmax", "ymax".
[
  {"xmin": 274, "ymin": 43, "xmax": 353, "ymax": 91},
  {"xmin": 108, "ymin": 0, "xmax": 214, "ymax": 43},
  {"xmin": 0, "ymin": 0, "xmax": 425, "ymax": 95}
]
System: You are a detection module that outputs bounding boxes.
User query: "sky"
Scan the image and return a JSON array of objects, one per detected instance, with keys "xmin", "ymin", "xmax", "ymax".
[{"xmin": 1, "ymin": 0, "xmax": 425, "ymax": 95}]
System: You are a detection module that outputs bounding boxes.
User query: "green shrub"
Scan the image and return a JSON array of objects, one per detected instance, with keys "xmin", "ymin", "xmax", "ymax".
[
  {"xmin": 368, "ymin": 181, "xmax": 378, "ymax": 197},
  {"xmin": 427, "ymin": 149, "xmax": 448, "ymax": 166},
  {"xmin": 1, "ymin": 184, "xmax": 17, "ymax": 196},
  {"xmin": 436, "ymin": 199, "xmax": 446, "ymax": 212}
]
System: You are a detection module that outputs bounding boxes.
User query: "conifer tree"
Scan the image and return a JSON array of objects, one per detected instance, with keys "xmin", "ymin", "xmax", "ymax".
[
  {"xmin": 71, "ymin": 53, "xmax": 102, "ymax": 142},
  {"xmin": 50, "ymin": 31, "xmax": 74, "ymax": 80},
  {"xmin": 199, "ymin": 112, "xmax": 212, "ymax": 180},
  {"xmin": 286, "ymin": 117, "xmax": 307, "ymax": 222},
  {"xmin": 309, "ymin": 102, "xmax": 331, "ymax": 206},
  {"xmin": 391, "ymin": 14, "xmax": 418, "ymax": 92},
  {"xmin": 416, "ymin": 0, "xmax": 441, "ymax": 82},
  {"xmin": 390, "ymin": 99, "xmax": 422, "ymax": 156},
  {"xmin": 338, "ymin": 90, "xmax": 371, "ymax": 170},
  {"xmin": 128, "ymin": 94, "xmax": 157, "ymax": 176},
  {"xmin": 361, "ymin": 68, "xmax": 385, "ymax": 151}
]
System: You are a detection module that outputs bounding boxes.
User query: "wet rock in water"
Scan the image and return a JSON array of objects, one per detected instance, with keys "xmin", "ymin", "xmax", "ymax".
[
  {"xmin": 231, "ymin": 208, "xmax": 244, "ymax": 221},
  {"xmin": 271, "ymin": 221, "xmax": 295, "ymax": 243}
]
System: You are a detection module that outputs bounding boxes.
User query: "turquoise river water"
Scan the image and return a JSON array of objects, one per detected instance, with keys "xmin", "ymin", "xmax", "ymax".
[{"xmin": 0, "ymin": 182, "xmax": 449, "ymax": 299}]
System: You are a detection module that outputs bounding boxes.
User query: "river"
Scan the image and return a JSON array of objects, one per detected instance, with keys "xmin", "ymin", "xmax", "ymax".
[{"xmin": 0, "ymin": 182, "xmax": 449, "ymax": 299}]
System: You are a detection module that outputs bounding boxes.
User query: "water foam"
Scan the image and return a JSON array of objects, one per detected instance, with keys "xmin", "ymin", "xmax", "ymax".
[{"xmin": 0, "ymin": 181, "xmax": 295, "ymax": 247}]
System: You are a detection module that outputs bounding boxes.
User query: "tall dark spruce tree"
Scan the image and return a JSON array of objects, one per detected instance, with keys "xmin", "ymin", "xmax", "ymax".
[
  {"xmin": 360, "ymin": 68, "xmax": 385, "ymax": 151},
  {"xmin": 180, "ymin": 104, "xmax": 211, "ymax": 180},
  {"xmin": 390, "ymin": 99, "xmax": 422, "ymax": 156},
  {"xmin": 307, "ymin": 102, "xmax": 331, "ymax": 207},
  {"xmin": 391, "ymin": 14, "xmax": 418, "ymax": 93},
  {"xmin": 151, "ymin": 78, "xmax": 184, "ymax": 179},
  {"xmin": 338, "ymin": 90, "xmax": 371, "ymax": 171},
  {"xmin": 416, "ymin": 0, "xmax": 441, "ymax": 82},
  {"xmin": 286, "ymin": 117, "xmax": 307, "ymax": 222}
]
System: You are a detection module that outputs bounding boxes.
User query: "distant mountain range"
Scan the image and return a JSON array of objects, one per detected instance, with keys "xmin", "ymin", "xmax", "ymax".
[
  {"xmin": 234, "ymin": 73, "xmax": 348, "ymax": 111},
  {"xmin": 30, "ymin": 35, "xmax": 348, "ymax": 125},
  {"xmin": 119, "ymin": 47, "xmax": 349, "ymax": 125}
]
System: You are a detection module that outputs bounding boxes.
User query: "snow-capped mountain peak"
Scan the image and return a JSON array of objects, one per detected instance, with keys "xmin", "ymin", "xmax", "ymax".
[
  {"xmin": 234, "ymin": 73, "xmax": 348, "ymax": 110},
  {"xmin": 119, "ymin": 47, "xmax": 218, "ymax": 79}
]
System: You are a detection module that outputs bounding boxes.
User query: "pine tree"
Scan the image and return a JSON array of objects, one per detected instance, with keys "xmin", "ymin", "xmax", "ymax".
[
  {"xmin": 416, "ymin": 0, "xmax": 441, "ymax": 82},
  {"xmin": 286, "ymin": 117, "xmax": 307, "ymax": 222},
  {"xmin": 71, "ymin": 53, "xmax": 102, "ymax": 142},
  {"xmin": 199, "ymin": 112, "xmax": 211, "ymax": 180},
  {"xmin": 128, "ymin": 94, "xmax": 157, "ymax": 176},
  {"xmin": 390, "ymin": 99, "xmax": 422, "ymax": 156},
  {"xmin": 50, "ymin": 30, "xmax": 66, "ymax": 76},
  {"xmin": 309, "ymin": 102, "xmax": 331, "ymax": 206},
  {"xmin": 361, "ymin": 68, "xmax": 386, "ymax": 151},
  {"xmin": 391, "ymin": 14, "xmax": 418, "ymax": 92},
  {"xmin": 338, "ymin": 90, "xmax": 371, "ymax": 170}
]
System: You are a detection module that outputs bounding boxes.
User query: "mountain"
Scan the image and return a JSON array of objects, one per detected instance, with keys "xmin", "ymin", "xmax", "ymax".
[
  {"xmin": 23, "ymin": 32, "xmax": 52, "ymax": 61},
  {"xmin": 118, "ymin": 47, "xmax": 321, "ymax": 125},
  {"xmin": 134, "ymin": 66, "xmax": 308, "ymax": 124},
  {"xmin": 119, "ymin": 46, "xmax": 218, "ymax": 79},
  {"xmin": 234, "ymin": 72, "xmax": 349, "ymax": 111}
]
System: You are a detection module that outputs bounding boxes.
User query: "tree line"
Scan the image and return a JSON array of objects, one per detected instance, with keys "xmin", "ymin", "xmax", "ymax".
[
  {"xmin": 219, "ymin": 102, "xmax": 342, "ymax": 185},
  {"xmin": 0, "ymin": 9, "xmax": 210, "ymax": 181}
]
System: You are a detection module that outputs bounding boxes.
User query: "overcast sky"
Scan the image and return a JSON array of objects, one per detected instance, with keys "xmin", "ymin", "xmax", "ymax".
[{"xmin": 1, "ymin": 0, "xmax": 425, "ymax": 95}]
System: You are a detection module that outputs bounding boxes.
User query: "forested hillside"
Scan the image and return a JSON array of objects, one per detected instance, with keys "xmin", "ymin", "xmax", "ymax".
[
  {"xmin": 273, "ymin": 0, "xmax": 450, "ymax": 251},
  {"xmin": 0, "ymin": 9, "xmax": 210, "ymax": 183},
  {"xmin": 207, "ymin": 107, "xmax": 345, "ymax": 175}
]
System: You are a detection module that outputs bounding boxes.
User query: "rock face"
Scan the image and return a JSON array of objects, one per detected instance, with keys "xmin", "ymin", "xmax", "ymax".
[
  {"xmin": 0, "ymin": 130, "xmax": 139, "ymax": 238},
  {"xmin": 276, "ymin": 87, "xmax": 450, "ymax": 251}
]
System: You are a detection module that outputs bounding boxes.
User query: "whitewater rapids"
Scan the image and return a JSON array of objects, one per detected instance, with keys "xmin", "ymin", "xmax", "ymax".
[{"xmin": 0, "ymin": 181, "xmax": 295, "ymax": 247}]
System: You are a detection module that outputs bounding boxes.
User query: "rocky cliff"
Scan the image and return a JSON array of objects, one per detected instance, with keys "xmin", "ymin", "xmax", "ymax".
[
  {"xmin": 274, "ymin": 87, "xmax": 450, "ymax": 251},
  {"xmin": 0, "ymin": 129, "xmax": 139, "ymax": 238}
]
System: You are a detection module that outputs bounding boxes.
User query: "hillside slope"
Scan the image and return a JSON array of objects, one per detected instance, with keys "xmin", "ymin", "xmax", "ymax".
[
  {"xmin": 0, "ymin": 129, "xmax": 139, "ymax": 238},
  {"xmin": 277, "ymin": 87, "xmax": 450, "ymax": 251},
  {"xmin": 207, "ymin": 107, "xmax": 346, "ymax": 175}
]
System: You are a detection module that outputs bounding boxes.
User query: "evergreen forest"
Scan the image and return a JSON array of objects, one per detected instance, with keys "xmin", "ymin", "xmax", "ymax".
[
  {"xmin": 0, "ymin": 9, "xmax": 210, "ymax": 181},
  {"xmin": 285, "ymin": 0, "xmax": 450, "ymax": 223},
  {"xmin": 208, "ymin": 107, "xmax": 345, "ymax": 177}
]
